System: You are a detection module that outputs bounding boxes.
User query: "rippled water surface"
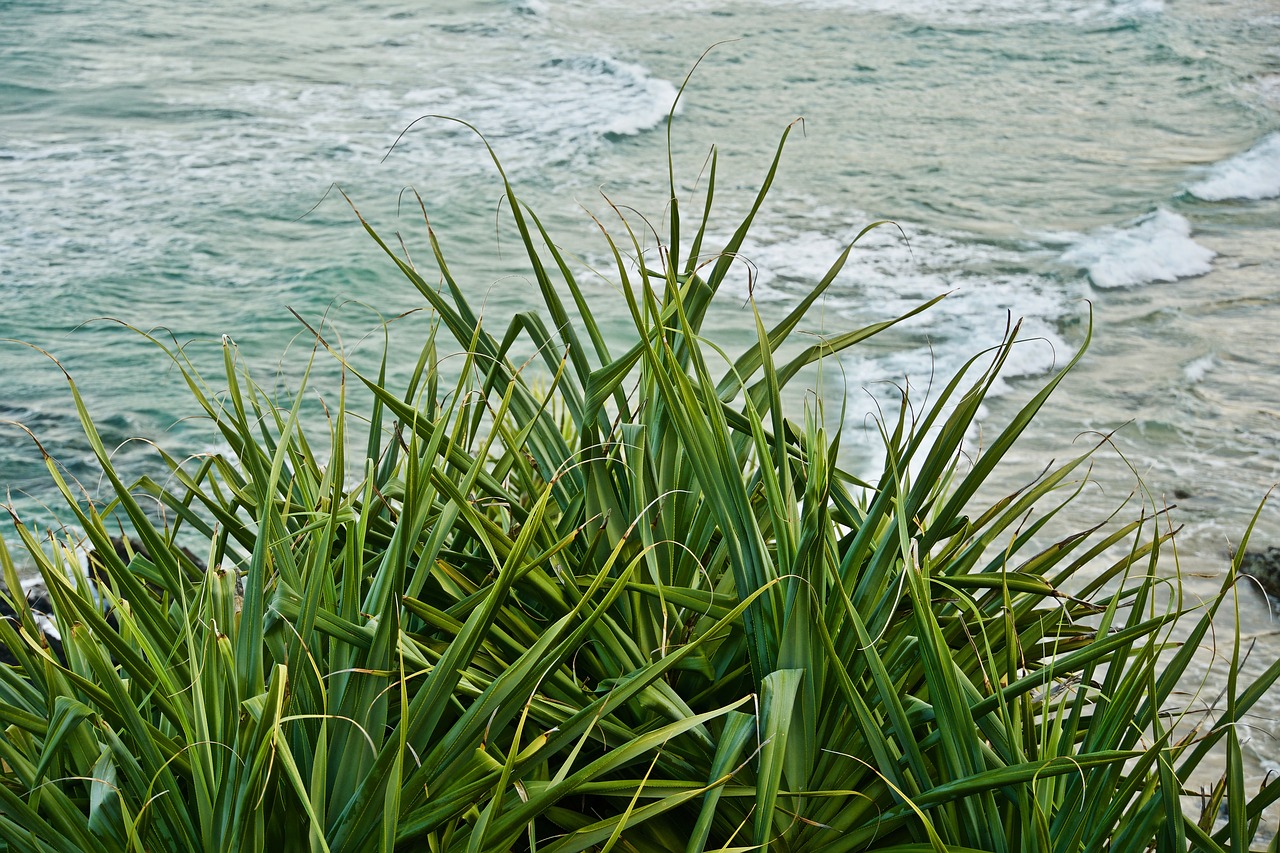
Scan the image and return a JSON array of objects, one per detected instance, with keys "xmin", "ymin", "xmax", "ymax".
[{"xmin": 3, "ymin": 0, "xmax": 1280, "ymax": 777}]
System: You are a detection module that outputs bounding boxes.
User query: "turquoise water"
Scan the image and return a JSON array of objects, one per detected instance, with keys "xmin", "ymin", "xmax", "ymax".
[{"xmin": 3, "ymin": 0, "xmax": 1280, "ymax": 769}]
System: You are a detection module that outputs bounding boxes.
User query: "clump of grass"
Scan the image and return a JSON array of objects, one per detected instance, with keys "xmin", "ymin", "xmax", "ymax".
[{"xmin": 3, "ymin": 100, "xmax": 1280, "ymax": 851}]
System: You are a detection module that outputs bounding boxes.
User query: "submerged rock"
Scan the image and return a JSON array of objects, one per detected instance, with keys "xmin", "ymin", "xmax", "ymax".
[
  {"xmin": 1, "ymin": 536, "xmax": 212, "ymax": 666},
  {"xmin": 1237, "ymin": 547, "xmax": 1280, "ymax": 600}
]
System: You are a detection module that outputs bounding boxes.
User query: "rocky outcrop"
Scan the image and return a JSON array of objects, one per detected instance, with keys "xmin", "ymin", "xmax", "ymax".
[
  {"xmin": 0, "ymin": 579, "xmax": 61, "ymax": 664},
  {"xmin": 1238, "ymin": 547, "xmax": 1280, "ymax": 600},
  {"xmin": 1, "ymin": 536, "xmax": 210, "ymax": 666}
]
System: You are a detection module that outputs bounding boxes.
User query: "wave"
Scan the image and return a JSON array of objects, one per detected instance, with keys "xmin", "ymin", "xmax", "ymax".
[
  {"xmin": 393, "ymin": 54, "xmax": 676, "ymax": 165},
  {"xmin": 726, "ymin": 219, "xmax": 1073, "ymax": 402},
  {"xmin": 1182, "ymin": 353, "xmax": 1215, "ymax": 385},
  {"xmin": 1187, "ymin": 132, "xmax": 1280, "ymax": 202},
  {"xmin": 1059, "ymin": 209, "xmax": 1215, "ymax": 288},
  {"xmin": 698, "ymin": 217, "xmax": 1081, "ymax": 478},
  {"xmin": 751, "ymin": 0, "xmax": 1163, "ymax": 25},
  {"xmin": 540, "ymin": 55, "xmax": 678, "ymax": 138}
]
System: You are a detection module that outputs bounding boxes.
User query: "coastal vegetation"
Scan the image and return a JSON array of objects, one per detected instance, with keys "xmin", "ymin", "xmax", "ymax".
[{"xmin": 3, "ymin": 102, "xmax": 1279, "ymax": 850}]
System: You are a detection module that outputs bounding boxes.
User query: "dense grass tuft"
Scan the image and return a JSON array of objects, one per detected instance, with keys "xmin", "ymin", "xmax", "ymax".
[{"xmin": 3, "ymin": 107, "xmax": 1280, "ymax": 851}]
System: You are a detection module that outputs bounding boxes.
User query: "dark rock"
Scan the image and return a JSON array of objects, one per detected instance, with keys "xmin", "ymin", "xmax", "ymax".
[
  {"xmin": 2, "ymin": 535, "xmax": 207, "ymax": 667},
  {"xmin": 0, "ymin": 578, "xmax": 63, "ymax": 665},
  {"xmin": 1238, "ymin": 547, "xmax": 1280, "ymax": 600}
]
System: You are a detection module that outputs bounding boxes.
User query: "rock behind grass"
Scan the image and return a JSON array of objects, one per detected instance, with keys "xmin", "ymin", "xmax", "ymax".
[
  {"xmin": 0, "ymin": 536, "xmax": 209, "ymax": 666},
  {"xmin": 1238, "ymin": 546, "xmax": 1280, "ymax": 601}
]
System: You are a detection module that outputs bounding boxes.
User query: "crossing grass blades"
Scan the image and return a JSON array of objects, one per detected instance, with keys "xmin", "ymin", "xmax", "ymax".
[{"xmin": 3, "ymin": 94, "xmax": 1280, "ymax": 851}]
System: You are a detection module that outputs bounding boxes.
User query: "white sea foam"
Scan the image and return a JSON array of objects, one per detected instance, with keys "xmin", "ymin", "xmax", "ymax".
[
  {"xmin": 1252, "ymin": 75, "xmax": 1280, "ymax": 110},
  {"xmin": 1059, "ymin": 209, "xmax": 1215, "ymax": 288},
  {"xmin": 412, "ymin": 54, "xmax": 673, "ymax": 157},
  {"xmin": 703, "ymin": 218, "xmax": 1079, "ymax": 478},
  {"xmin": 751, "ymin": 0, "xmax": 1162, "ymax": 25},
  {"xmin": 600, "ymin": 0, "xmax": 1164, "ymax": 23},
  {"xmin": 1182, "ymin": 353, "xmax": 1215, "ymax": 384},
  {"xmin": 235, "ymin": 53, "xmax": 677, "ymax": 171},
  {"xmin": 725, "ymin": 219, "xmax": 1073, "ymax": 403},
  {"xmin": 0, "ymin": 41, "xmax": 679, "ymax": 339},
  {"xmin": 1187, "ymin": 133, "xmax": 1280, "ymax": 202}
]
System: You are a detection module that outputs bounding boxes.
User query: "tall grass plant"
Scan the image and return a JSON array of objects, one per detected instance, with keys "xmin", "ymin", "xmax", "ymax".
[{"xmin": 2, "ymin": 80, "xmax": 1277, "ymax": 851}]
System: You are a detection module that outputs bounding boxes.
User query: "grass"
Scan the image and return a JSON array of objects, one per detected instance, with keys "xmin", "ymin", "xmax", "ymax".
[{"xmin": 3, "ymin": 88, "xmax": 1280, "ymax": 851}]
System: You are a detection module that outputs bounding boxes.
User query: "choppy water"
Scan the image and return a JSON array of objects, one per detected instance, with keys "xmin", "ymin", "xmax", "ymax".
[{"xmin": 4, "ymin": 0, "xmax": 1280, "ymax": 789}]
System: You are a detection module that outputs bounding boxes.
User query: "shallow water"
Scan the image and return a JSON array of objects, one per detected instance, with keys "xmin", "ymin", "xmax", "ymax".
[{"xmin": 3, "ymin": 0, "xmax": 1280, "ymax": 801}]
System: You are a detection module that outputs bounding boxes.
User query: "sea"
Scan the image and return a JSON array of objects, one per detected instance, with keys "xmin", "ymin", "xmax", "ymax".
[{"xmin": 3, "ymin": 0, "xmax": 1280, "ymax": 793}]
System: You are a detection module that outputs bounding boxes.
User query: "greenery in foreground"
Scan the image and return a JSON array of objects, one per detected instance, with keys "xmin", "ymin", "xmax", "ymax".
[{"xmin": 3, "ymin": 115, "xmax": 1280, "ymax": 852}]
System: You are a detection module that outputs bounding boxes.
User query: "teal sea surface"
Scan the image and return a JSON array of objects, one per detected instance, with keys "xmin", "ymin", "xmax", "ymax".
[{"xmin": 3, "ymin": 0, "xmax": 1280, "ymax": 775}]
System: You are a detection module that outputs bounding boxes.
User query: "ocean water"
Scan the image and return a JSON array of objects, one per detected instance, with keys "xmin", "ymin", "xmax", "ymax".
[{"xmin": 3, "ymin": 0, "xmax": 1280, "ymax": 786}]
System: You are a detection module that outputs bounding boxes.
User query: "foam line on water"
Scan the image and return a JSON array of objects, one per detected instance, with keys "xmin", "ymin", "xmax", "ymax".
[
  {"xmin": 750, "ymin": 0, "xmax": 1163, "ymax": 24},
  {"xmin": 1058, "ymin": 209, "xmax": 1215, "ymax": 288},
  {"xmin": 0, "ymin": 50, "xmax": 678, "ymax": 295},
  {"xmin": 721, "ymin": 219, "xmax": 1075, "ymax": 404},
  {"xmin": 1187, "ymin": 132, "xmax": 1280, "ymax": 202},
  {"xmin": 706, "ymin": 218, "xmax": 1081, "ymax": 480}
]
